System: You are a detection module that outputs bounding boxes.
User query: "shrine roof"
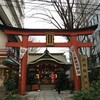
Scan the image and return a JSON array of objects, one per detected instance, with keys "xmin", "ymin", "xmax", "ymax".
[
  {"xmin": 28, "ymin": 49, "xmax": 71, "ymax": 66},
  {"xmin": 2, "ymin": 56, "xmax": 19, "ymax": 70}
]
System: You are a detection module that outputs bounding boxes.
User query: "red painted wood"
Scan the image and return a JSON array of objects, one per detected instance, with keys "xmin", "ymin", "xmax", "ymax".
[
  {"xmin": 3, "ymin": 25, "xmax": 97, "ymax": 95},
  {"xmin": 6, "ymin": 42, "xmax": 22, "ymax": 47},
  {"xmin": 4, "ymin": 28, "xmax": 94, "ymax": 36},
  {"xmin": 6, "ymin": 42, "xmax": 92, "ymax": 47},
  {"xmin": 19, "ymin": 35, "xmax": 28, "ymax": 95},
  {"xmin": 77, "ymin": 42, "xmax": 93, "ymax": 47},
  {"xmin": 71, "ymin": 36, "xmax": 81, "ymax": 91},
  {"xmin": 28, "ymin": 42, "xmax": 71, "ymax": 47},
  {"xmin": 0, "ymin": 54, "xmax": 7, "ymax": 56},
  {"xmin": 32, "ymin": 85, "xmax": 39, "ymax": 91},
  {"xmin": 6, "ymin": 42, "xmax": 71, "ymax": 47}
]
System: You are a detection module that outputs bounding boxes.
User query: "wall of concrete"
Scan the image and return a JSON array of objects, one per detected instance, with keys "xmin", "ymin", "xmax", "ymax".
[
  {"xmin": 0, "ymin": 30, "xmax": 7, "ymax": 98},
  {"xmin": 0, "ymin": 30, "xmax": 7, "ymax": 47}
]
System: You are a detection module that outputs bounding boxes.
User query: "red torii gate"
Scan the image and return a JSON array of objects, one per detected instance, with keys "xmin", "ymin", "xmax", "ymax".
[{"xmin": 1, "ymin": 24, "xmax": 97, "ymax": 95}]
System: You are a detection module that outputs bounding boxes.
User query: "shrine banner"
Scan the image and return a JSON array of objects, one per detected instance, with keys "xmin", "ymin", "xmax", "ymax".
[
  {"xmin": 70, "ymin": 46, "xmax": 81, "ymax": 76},
  {"xmin": 20, "ymin": 46, "xmax": 27, "ymax": 59}
]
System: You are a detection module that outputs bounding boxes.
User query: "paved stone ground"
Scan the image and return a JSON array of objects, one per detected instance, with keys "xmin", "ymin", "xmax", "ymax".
[
  {"xmin": 0, "ymin": 87, "xmax": 73, "ymax": 100},
  {"xmin": 0, "ymin": 86, "xmax": 6, "ymax": 100},
  {"xmin": 26, "ymin": 90, "xmax": 73, "ymax": 100}
]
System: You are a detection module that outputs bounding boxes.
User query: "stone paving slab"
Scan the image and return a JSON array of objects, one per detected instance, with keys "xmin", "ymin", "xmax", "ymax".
[
  {"xmin": 0, "ymin": 90, "xmax": 73, "ymax": 100},
  {"xmin": 0, "ymin": 86, "xmax": 6, "ymax": 99},
  {"xmin": 26, "ymin": 90, "xmax": 73, "ymax": 100},
  {"xmin": 27, "ymin": 91, "xmax": 39, "ymax": 100},
  {"xmin": 60, "ymin": 91, "xmax": 73, "ymax": 100}
]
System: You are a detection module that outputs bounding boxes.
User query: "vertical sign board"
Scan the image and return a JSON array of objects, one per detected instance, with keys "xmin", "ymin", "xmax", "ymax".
[
  {"xmin": 20, "ymin": 46, "xmax": 27, "ymax": 59},
  {"xmin": 79, "ymin": 55, "xmax": 89, "ymax": 90},
  {"xmin": 70, "ymin": 46, "xmax": 81, "ymax": 76},
  {"xmin": 46, "ymin": 33, "xmax": 54, "ymax": 46},
  {"xmin": 19, "ymin": 46, "xmax": 27, "ymax": 76}
]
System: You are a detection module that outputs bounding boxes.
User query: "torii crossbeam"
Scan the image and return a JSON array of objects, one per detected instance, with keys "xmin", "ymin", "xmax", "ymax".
[{"xmin": 0, "ymin": 24, "xmax": 97, "ymax": 95}]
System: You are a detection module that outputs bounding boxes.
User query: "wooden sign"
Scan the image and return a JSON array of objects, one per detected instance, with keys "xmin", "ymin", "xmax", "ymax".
[
  {"xmin": 46, "ymin": 33, "xmax": 54, "ymax": 46},
  {"xmin": 79, "ymin": 55, "xmax": 89, "ymax": 90}
]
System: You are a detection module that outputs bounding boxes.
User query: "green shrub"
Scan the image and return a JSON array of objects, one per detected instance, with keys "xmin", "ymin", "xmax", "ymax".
[
  {"xmin": 5, "ymin": 94, "xmax": 21, "ymax": 100},
  {"xmin": 73, "ymin": 80, "xmax": 100, "ymax": 100},
  {"xmin": 4, "ymin": 73, "xmax": 19, "ymax": 94}
]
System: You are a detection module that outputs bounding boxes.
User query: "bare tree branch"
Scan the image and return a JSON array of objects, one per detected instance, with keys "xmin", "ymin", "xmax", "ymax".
[{"xmin": 25, "ymin": 0, "xmax": 100, "ymax": 55}]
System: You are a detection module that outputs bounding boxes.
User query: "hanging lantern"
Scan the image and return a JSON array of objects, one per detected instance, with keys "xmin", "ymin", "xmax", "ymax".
[{"xmin": 51, "ymin": 72, "xmax": 55, "ymax": 84}]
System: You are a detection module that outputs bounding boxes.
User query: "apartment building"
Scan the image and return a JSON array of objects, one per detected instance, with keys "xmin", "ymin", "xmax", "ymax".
[
  {"xmin": 0, "ymin": 0, "xmax": 24, "ymax": 97},
  {"xmin": 76, "ymin": 0, "xmax": 100, "ymax": 80},
  {"xmin": 0, "ymin": 0, "xmax": 24, "ymax": 27}
]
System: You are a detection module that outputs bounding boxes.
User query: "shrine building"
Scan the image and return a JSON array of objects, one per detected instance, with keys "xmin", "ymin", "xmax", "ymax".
[{"xmin": 27, "ymin": 49, "xmax": 71, "ymax": 90}]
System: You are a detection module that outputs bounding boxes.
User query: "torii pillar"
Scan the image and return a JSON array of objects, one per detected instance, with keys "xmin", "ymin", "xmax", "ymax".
[
  {"xmin": 71, "ymin": 35, "xmax": 81, "ymax": 90},
  {"xmin": 20, "ymin": 35, "xmax": 28, "ymax": 95},
  {"xmin": 1, "ymin": 24, "xmax": 97, "ymax": 95}
]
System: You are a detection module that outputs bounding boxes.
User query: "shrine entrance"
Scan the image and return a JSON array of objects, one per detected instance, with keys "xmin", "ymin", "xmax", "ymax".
[
  {"xmin": 0, "ymin": 24, "xmax": 97, "ymax": 95},
  {"xmin": 28, "ymin": 49, "xmax": 71, "ymax": 86}
]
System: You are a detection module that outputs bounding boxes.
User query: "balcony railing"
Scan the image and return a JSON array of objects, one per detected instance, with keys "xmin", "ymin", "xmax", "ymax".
[{"xmin": 0, "ymin": 48, "xmax": 19, "ymax": 65}]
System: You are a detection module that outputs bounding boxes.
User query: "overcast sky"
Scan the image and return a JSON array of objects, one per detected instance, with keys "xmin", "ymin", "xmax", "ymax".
[{"xmin": 24, "ymin": 0, "xmax": 70, "ymax": 61}]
